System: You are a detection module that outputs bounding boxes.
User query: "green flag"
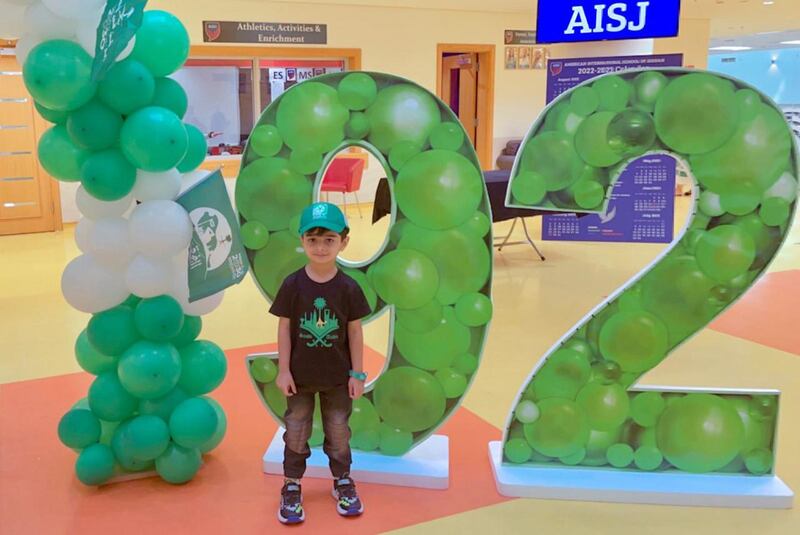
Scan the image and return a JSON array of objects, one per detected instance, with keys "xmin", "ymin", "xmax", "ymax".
[
  {"xmin": 177, "ymin": 169, "xmax": 249, "ymax": 302},
  {"xmin": 91, "ymin": 0, "xmax": 149, "ymax": 81}
]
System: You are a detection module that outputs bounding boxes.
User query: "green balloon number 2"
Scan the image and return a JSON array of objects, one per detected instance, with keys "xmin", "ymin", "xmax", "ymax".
[
  {"xmin": 503, "ymin": 70, "xmax": 798, "ymax": 475},
  {"xmin": 237, "ymin": 73, "xmax": 493, "ymax": 456}
]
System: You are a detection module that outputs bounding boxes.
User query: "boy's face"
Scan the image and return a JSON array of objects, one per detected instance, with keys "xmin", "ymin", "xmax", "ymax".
[{"xmin": 301, "ymin": 230, "xmax": 349, "ymax": 265}]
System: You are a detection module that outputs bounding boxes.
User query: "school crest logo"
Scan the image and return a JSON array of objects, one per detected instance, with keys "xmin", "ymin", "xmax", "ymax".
[
  {"xmin": 550, "ymin": 61, "xmax": 563, "ymax": 76},
  {"xmin": 204, "ymin": 21, "xmax": 221, "ymax": 42},
  {"xmin": 299, "ymin": 297, "xmax": 340, "ymax": 348}
]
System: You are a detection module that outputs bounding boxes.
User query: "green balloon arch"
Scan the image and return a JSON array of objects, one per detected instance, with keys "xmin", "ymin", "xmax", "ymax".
[
  {"xmin": 503, "ymin": 69, "xmax": 797, "ymax": 474},
  {"xmin": 238, "ymin": 72, "xmax": 493, "ymax": 456}
]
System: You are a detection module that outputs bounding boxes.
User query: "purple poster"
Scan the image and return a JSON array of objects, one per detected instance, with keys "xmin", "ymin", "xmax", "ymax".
[{"xmin": 542, "ymin": 53, "xmax": 683, "ymax": 243}]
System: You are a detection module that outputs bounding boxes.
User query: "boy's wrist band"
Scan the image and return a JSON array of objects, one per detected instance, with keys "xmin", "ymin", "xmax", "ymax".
[{"xmin": 349, "ymin": 370, "xmax": 367, "ymax": 381}]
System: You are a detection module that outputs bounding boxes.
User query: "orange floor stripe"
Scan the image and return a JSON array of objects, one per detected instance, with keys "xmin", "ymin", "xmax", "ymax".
[
  {"xmin": 0, "ymin": 344, "xmax": 511, "ymax": 533},
  {"xmin": 711, "ymin": 270, "xmax": 800, "ymax": 356}
]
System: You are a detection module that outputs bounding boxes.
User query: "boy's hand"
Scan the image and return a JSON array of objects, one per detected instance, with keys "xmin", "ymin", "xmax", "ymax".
[
  {"xmin": 348, "ymin": 377, "xmax": 364, "ymax": 400},
  {"xmin": 276, "ymin": 370, "xmax": 297, "ymax": 396}
]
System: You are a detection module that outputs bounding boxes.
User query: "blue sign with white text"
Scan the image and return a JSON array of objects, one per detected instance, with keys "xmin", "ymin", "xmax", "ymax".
[{"xmin": 536, "ymin": 0, "xmax": 681, "ymax": 44}]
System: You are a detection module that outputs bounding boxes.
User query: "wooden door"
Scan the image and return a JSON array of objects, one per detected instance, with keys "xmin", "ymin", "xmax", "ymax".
[
  {"xmin": 440, "ymin": 53, "xmax": 478, "ymax": 146},
  {"xmin": 0, "ymin": 51, "xmax": 60, "ymax": 236}
]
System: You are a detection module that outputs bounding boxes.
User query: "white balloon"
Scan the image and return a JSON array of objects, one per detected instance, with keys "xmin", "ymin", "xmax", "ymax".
[
  {"xmin": 764, "ymin": 172, "xmax": 798, "ymax": 203},
  {"xmin": 61, "ymin": 254, "xmax": 129, "ymax": 313},
  {"xmin": 184, "ymin": 290, "xmax": 225, "ymax": 316},
  {"xmin": 180, "ymin": 169, "xmax": 211, "ymax": 195},
  {"xmin": 125, "ymin": 254, "xmax": 175, "ymax": 298},
  {"xmin": 129, "ymin": 200, "xmax": 193, "ymax": 257},
  {"xmin": 0, "ymin": 3, "xmax": 26, "ymax": 39},
  {"xmin": 74, "ymin": 218, "xmax": 94, "ymax": 253},
  {"xmin": 42, "ymin": 0, "xmax": 105, "ymax": 21},
  {"xmin": 24, "ymin": 2, "xmax": 77, "ymax": 41},
  {"xmin": 76, "ymin": 12, "xmax": 136, "ymax": 60},
  {"xmin": 90, "ymin": 217, "xmax": 134, "ymax": 268},
  {"xmin": 133, "ymin": 169, "xmax": 182, "ymax": 202},
  {"xmin": 76, "ymin": 186, "xmax": 133, "ymax": 220},
  {"xmin": 13, "ymin": 34, "xmax": 41, "ymax": 67}
]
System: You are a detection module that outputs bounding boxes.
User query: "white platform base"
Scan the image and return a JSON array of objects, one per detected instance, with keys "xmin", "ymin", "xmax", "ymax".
[
  {"xmin": 263, "ymin": 428, "xmax": 449, "ymax": 489},
  {"xmin": 489, "ymin": 441, "xmax": 793, "ymax": 509}
]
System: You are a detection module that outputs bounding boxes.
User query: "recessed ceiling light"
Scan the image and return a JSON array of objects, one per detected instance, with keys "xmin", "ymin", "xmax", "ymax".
[
  {"xmin": 763, "ymin": 1, "xmax": 775, "ymax": 5},
  {"xmin": 780, "ymin": 40, "xmax": 800, "ymax": 45},
  {"xmin": 709, "ymin": 46, "xmax": 752, "ymax": 51}
]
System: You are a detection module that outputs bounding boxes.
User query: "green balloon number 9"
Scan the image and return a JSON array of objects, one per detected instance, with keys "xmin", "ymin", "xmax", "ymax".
[
  {"xmin": 238, "ymin": 73, "xmax": 493, "ymax": 456},
  {"xmin": 503, "ymin": 70, "xmax": 797, "ymax": 475}
]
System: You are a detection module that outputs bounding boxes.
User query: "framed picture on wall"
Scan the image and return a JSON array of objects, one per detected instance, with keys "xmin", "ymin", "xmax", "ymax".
[
  {"xmin": 518, "ymin": 47, "xmax": 532, "ymax": 69},
  {"xmin": 505, "ymin": 47, "xmax": 518, "ymax": 69},
  {"xmin": 532, "ymin": 47, "xmax": 548, "ymax": 70}
]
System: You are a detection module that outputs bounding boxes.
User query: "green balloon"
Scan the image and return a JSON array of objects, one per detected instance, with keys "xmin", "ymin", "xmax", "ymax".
[
  {"xmin": 607, "ymin": 109, "xmax": 656, "ymax": 159},
  {"xmin": 368, "ymin": 249, "xmax": 439, "ymax": 309},
  {"xmin": 289, "ymin": 147, "xmax": 322, "ymax": 175},
  {"xmin": 656, "ymin": 394, "xmax": 745, "ymax": 473},
  {"xmin": 345, "ymin": 112, "xmax": 371, "ymax": 139},
  {"xmin": 236, "ymin": 158, "xmax": 312, "ymax": 230},
  {"xmin": 23, "ymin": 40, "xmax": 96, "ymax": 111},
  {"xmin": 523, "ymin": 398, "xmax": 589, "ymax": 458},
  {"xmin": 98, "ymin": 59, "xmax": 156, "ymax": 115},
  {"xmin": 139, "ymin": 387, "xmax": 188, "ymax": 422},
  {"xmin": 699, "ymin": 191, "xmax": 724, "ymax": 217},
  {"xmin": 459, "ymin": 211, "xmax": 491, "ymax": 237},
  {"xmin": 125, "ymin": 415, "xmax": 170, "ymax": 461},
  {"xmin": 177, "ymin": 124, "xmax": 208, "ymax": 173},
  {"xmin": 531, "ymin": 348, "xmax": 591, "ymax": 400},
  {"xmin": 511, "ymin": 171, "xmax": 548, "ymax": 205},
  {"xmin": 170, "ymin": 316, "xmax": 202, "ymax": 348},
  {"xmin": 396, "ymin": 150, "xmax": 483, "ymax": 230},
  {"xmin": 111, "ymin": 422, "xmax": 156, "ymax": 472},
  {"xmin": 552, "ymin": 105, "xmax": 585, "ymax": 137},
  {"xmin": 396, "ymin": 299, "xmax": 443, "ymax": 334},
  {"xmin": 435, "ymin": 368, "xmax": 468, "ymax": 398},
  {"xmin": 118, "ymin": 341, "xmax": 182, "ymax": 399},
  {"xmin": 429, "ymin": 122, "xmax": 465, "ymax": 151},
  {"xmin": 388, "ymin": 141, "xmax": 422, "ymax": 171},
  {"xmin": 35, "ymin": 102, "xmax": 69, "ymax": 124},
  {"xmin": 341, "ymin": 267, "xmax": 377, "ymax": 314},
  {"xmin": 593, "ymin": 75, "xmax": 632, "ymax": 112},
  {"xmin": 452, "ymin": 353, "xmax": 479, "ymax": 375},
  {"xmin": 250, "ymin": 125, "xmax": 283, "ymax": 158},
  {"xmin": 398, "ymin": 225, "xmax": 490, "ymax": 304},
  {"xmin": 253, "ymin": 230, "xmax": 308, "ymax": 297},
  {"xmin": 744, "ymin": 448, "xmax": 773, "ymax": 475},
  {"xmin": 515, "ymin": 400, "xmax": 540, "ymax": 424},
  {"xmin": 730, "ymin": 397, "xmax": 772, "ymax": 455},
  {"xmin": 519, "ymin": 131, "xmax": 583, "ymax": 192},
  {"xmin": 654, "ymin": 73, "xmax": 738, "ymax": 155},
  {"xmin": 606, "ymin": 443, "xmax": 634, "ymax": 468},
  {"xmin": 99, "ymin": 419, "xmax": 120, "ymax": 446},
  {"xmin": 120, "ymin": 107, "xmax": 188, "ymax": 172},
  {"xmin": 75, "ymin": 444, "xmax": 115, "ymax": 486},
  {"xmin": 575, "ymin": 111, "xmax": 624, "ymax": 168},
  {"xmin": 169, "ymin": 397, "xmax": 219, "ymax": 448},
  {"xmin": 263, "ymin": 381, "xmax": 288, "ymax": 417},
  {"xmin": 81, "ymin": 149, "xmax": 137, "ymax": 201},
  {"xmin": 152, "ymin": 77, "xmax": 188, "ymax": 118},
  {"xmin": 38, "ymin": 125, "xmax": 91, "ymax": 182},
  {"xmin": 156, "ymin": 444, "xmax": 202, "ymax": 484},
  {"xmin": 67, "ymin": 100, "xmax": 123, "ymax": 151},
  {"xmin": 177, "ymin": 340, "xmax": 227, "ymax": 396},
  {"xmin": 75, "ymin": 329, "xmax": 118, "ymax": 375},
  {"xmin": 576, "ymin": 382, "xmax": 630, "ymax": 431},
  {"xmin": 374, "ymin": 367, "xmax": 446, "ymax": 432},
  {"xmin": 736, "ymin": 89, "xmax": 762, "ymax": 121},
  {"xmin": 570, "ymin": 86, "xmax": 600, "ymax": 116},
  {"xmin": 395, "ymin": 307, "xmax": 470, "ymax": 371},
  {"xmin": 590, "ymin": 360, "xmax": 622, "ymax": 385},
  {"xmin": 630, "ymin": 392, "xmax": 666, "ymax": 427},
  {"xmin": 351, "ymin": 429, "xmax": 380, "ymax": 451},
  {"xmin": 732, "ymin": 213, "xmax": 783, "ymax": 271},
  {"xmin": 135, "ymin": 295, "xmax": 185, "ymax": 342},
  {"xmin": 250, "ymin": 357, "xmax": 278, "ymax": 384},
  {"xmin": 241, "ymin": 221, "xmax": 270, "ymax": 250},
  {"xmin": 560, "ymin": 447, "xmax": 587, "ymax": 466},
  {"xmin": 378, "ymin": 424, "xmax": 414, "ymax": 456},
  {"xmin": 454, "ymin": 292, "xmax": 492, "ymax": 326},
  {"xmin": 695, "ymin": 225, "xmax": 756, "ymax": 283},
  {"xmin": 634, "ymin": 446, "xmax": 663, "ymax": 471},
  {"xmin": 338, "ymin": 73, "xmax": 378, "ymax": 110},
  {"xmin": 572, "ymin": 180, "xmax": 605, "ymax": 210},
  {"xmin": 88, "ymin": 372, "xmax": 138, "ymax": 422},
  {"xmin": 759, "ymin": 197, "xmax": 791, "ymax": 227},
  {"xmin": 751, "ymin": 395, "xmax": 778, "ymax": 422},
  {"xmin": 504, "ymin": 438, "xmax": 533, "ymax": 463},
  {"xmin": 366, "ymin": 84, "xmax": 441, "ymax": 153},
  {"xmin": 87, "ymin": 306, "xmax": 139, "ymax": 356},
  {"xmin": 720, "ymin": 180, "xmax": 762, "ymax": 216},
  {"xmin": 59, "ymin": 409, "xmax": 101, "ymax": 449},
  {"xmin": 632, "ymin": 71, "xmax": 668, "ymax": 112},
  {"xmin": 131, "ymin": 10, "xmax": 191, "ymax": 77},
  {"xmin": 198, "ymin": 397, "xmax": 227, "ymax": 453},
  {"xmin": 277, "ymin": 82, "xmax": 348, "ymax": 153},
  {"xmin": 581, "ymin": 428, "xmax": 621, "ymax": 466},
  {"xmin": 349, "ymin": 397, "xmax": 380, "ymax": 433},
  {"xmin": 598, "ymin": 310, "xmax": 669, "ymax": 373}
]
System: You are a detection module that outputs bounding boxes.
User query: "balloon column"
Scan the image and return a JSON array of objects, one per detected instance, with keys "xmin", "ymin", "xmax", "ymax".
[
  {"xmin": 9, "ymin": 1, "xmax": 228, "ymax": 485},
  {"xmin": 240, "ymin": 73, "xmax": 493, "ymax": 456},
  {"xmin": 503, "ymin": 70, "xmax": 797, "ymax": 475}
]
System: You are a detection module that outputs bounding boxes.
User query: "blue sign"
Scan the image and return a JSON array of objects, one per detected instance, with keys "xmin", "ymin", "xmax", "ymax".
[{"xmin": 536, "ymin": 0, "xmax": 681, "ymax": 44}]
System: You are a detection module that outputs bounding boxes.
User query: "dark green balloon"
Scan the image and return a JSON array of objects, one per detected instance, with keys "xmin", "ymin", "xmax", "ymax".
[
  {"xmin": 152, "ymin": 77, "xmax": 188, "ymax": 118},
  {"xmin": 35, "ymin": 102, "xmax": 69, "ymax": 124},
  {"xmin": 575, "ymin": 111, "xmax": 624, "ymax": 168},
  {"xmin": 118, "ymin": 341, "xmax": 182, "ymax": 399},
  {"xmin": 98, "ymin": 59, "xmax": 156, "ymax": 115},
  {"xmin": 519, "ymin": 131, "xmax": 583, "ymax": 192},
  {"xmin": 524, "ymin": 398, "xmax": 589, "ymax": 458},
  {"xmin": 88, "ymin": 372, "xmax": 138, "ymax": 422},
  {"xmin": 23, "ymin": 40, "xmax": 96, "ymax": 111},
  {"xmin": 131, "ymin": 10, "xmax": 191, "ymax": 77},
  {"xmin": 368, "ymin": 248, "xmax": 439, "ymax": 310},
  {"xmin": 87, "ymin": 305, "xmax": 139, "ymax": 356},
  {"xmin": 156, "ymin": 444, "xmax": 201, "ymax": 484},
  {"xmin": 236, "ymin": 158, "xmax": 312, "ymax": 230},
  {"xmin": 67, "ymin": 100, "xmax": 123, "ymax": 150},
  {"xmin": 250, "ymin": 125, "xmax": 283, "ymax": 158},
  {"xmin": 75, "ymin": 329, "xmax": 118, "ymax": 375},
  {"xmin": 253, "ymin": 230, "xmax": 308, "ymax": 297},
  {"xmin": 374, "ymin": 367, "xmax": 446, "ymax": 432},
  {"xmin": 81, "ymin": 149, "xmax": 137, "ymax": 201},
  {"xmin": 338, "ymin": 73, "xmax": 378, "ymax": 110},
  {"xmin": 75, "ymin": 444, "xmax": 115, "ymax": 486},
  {"xmin": 139, "ymin": 387, "xmax": 188, "ymax": 422},
  {"xmin": 593, "ymin": 75, "xmax": 631, "ymax": 112},
  {"xmin": 124, "ymin": 414, "xmax": 171, "ymax": 461},
  {"xmin": 135, "ymin": 295, "xmax": 185, "ymax": 342},
  {"xmin": 607, "ymin": 108, "xmax": 656, "ymax": 159},
  {"xmin": 277, "ymin": 82, "xmax": 348, "ymax": 153},
  {"xmin": 695, "ymin": 225, "xmax": 756, "ymax": 283},
  {"xmin": 177, "ymin": 340, "xmax": 227, "ymax": 396},
  {"xmin": 366, "ymin": 84, "xmax": 441, "ymax": 153},
  {"xmin": 241, "ymin": 221, "xmax": 270, "ymax": 250},
  {"xmin": 58, "ymin": 409, "xmax": 101, "ymax": 449},
  {"xmin": 395, "ymin": 306, "xmax": 470, "ymax": 371},
  {"xmin": 120, "ymin": 107, "xmax": 188, "ymax": 172},
  {"xmin": 38, "ymin": 125, "xmax": 91, "ymax": 182},
  {"xmin": 598, "ymin": 310, "xmax": 669, "ymax": 373},
  {"xmin": 111, "ymin": 422, "xmax": 156, "ymax": 472},
  {"xmin": 198, "ymin": 397, "xmax": 228, "ymax": 453},
  {"xmin": 177, "ymin": 124, "xmax": 208, "ymax": 173},
  {"xmin": 171, "ymin": 316, "xmax": 203, "ymax": 348},
  {"xmin": 169, "ymin": 397, "xmax": 218, "ymax": 448}
]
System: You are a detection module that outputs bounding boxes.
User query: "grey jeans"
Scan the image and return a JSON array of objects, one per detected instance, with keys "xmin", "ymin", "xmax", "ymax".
[{"xmin": 283, "ymin": 384, "xmax": 353, "ymax": 479}]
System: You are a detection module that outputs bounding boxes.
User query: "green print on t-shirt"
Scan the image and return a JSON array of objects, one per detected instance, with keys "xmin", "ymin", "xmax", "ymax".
[{"xmin": 299, "ymin": 297, "xmax": 340, "ymax": 348}]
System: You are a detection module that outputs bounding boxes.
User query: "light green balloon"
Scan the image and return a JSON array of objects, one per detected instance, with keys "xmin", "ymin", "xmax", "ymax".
[
  {"xmin": 338, "ymin": 73, "xmax": 378, "ymax": 110},
  {"xmin": 253, "ymin": 230, "xmax": 308, "ymax": 297},
  {"xmin": 745, "ymin": 448, "xmax": 773, "ymax": 475},
  {"xmin": 515, "ymin": 400, "xmax": 540, "ymax": 424},
  {"xmin": 263, "ymin": 381, "xmax": 288, "ymax": 417},
  {"xmin": 342, "ymin": 267, "xmax": 377, "ymax": 314},
  {"xmin": 593, "ymin": 75, "xmax": 632, "ymax": 112},
  {"xmin": 606, "ymin": 443, "xmax": 634, "ymax": 468},
  {"xmin": 576, "ymin": 382, "xmax": 630, "ymax": 431},
  {"xmin": 378, "ymin": 424, "xmax": 414, "ymax": 456},
  {"xmin": 572, "ymin": 179, "xmax": 605, "ymax": 210},
  {"xmin": 581, "ymin": 428, "xmax": 621, "ymax": 466},
  {"xmin": 698, "ymin": 191, "xmax": 725, "ymax": 217},
  {"xmin": 519, "ymin": 131, "xmax": 583, "ymax": 192},
  {"xmin": 632, "ymin": 71, "xmax": 669, "ymax": 111},
  {"xmin": 511, "ymin": 171, "xmax": 548, "ymax": 205},
  {"xmin": 504, "ymin": 438, "xmax": 533, "ymax": 463},
  {"xmin": 720, "ymin": 179, "xmax": 762, "ymax": 216},
  {"xmin": 250, "ymin": 357, "xmax": 278, "ymax": 384},
  {"xmin": 131, "ymin": 10, "xmax": 190, "ymax": 77},
  {"xmin": 630, "ymin": 392, "xmax": 666, "ymax": 428},
  {"xmin": 598, "ymin": 310, "xmax": 669, "ymax": 373},
  {"xmin": 435, "ymin": 367, "xmax": 468, "ymax": 398},
  {"xmin": 459, "ymin": 211, "xmax": 491, "ymax": 237},
  {"xmin": 429, "ymin": 122, "xmax": 466, "ymax": 151},
  {"xmin": 289, "ymin": 147, "xmax": 323, "ymax": 175},
  {"xmin": 452, "ymin": 352, "xmax": 479, "ymax": 376},
  {"xmin": 98, "ymin": 59, "xmax": 156, "ymax": 116},
  {"xmin": 241, "ymin": 221, "xmax": 270, "ymax": 250},
  {"xmin": 531, "ymin": 348, "xmax": 591, "ymax": 400},
  {"xmin": 250, "ymin": 125, "xmax": 283, "ymax": 157},
  {"xmin": 454, "ymin": 292, "xmax": 492, "ymax": 326},
  {"xmin": 695, "ymin": 225, "xmax": 756, "ymax": 283},
  {"xmin": 120, "ymin": 106, "xmax": 188, "ymax": 172},
  {"xmin": 374, "ymin": 367, "xmax": 446, "ymax": 432},
  {"xmin": 351, "ymin": 429, "xmax": 380, "ymax": 451},
  {"xmin": 607, "ymin": 108, "xmax": 656, "ymax": 159},
  {"xmin": 349, "ymin": 397, "xmax": 380, "ymax": 433},
  {"xmin": 67, "ymin": 100, "xmax": 123, "ymax": 151},
  {"xmin": 277, "ymin": 82, "xmax": 348, "ymax": 153},
  {"xmin": 368, "ymin": 249, "xmax": 439, "ymax": 310},
  {"xmin": 38, "ymin": 125, "xmax": 91, "ymax": 182},
  {"xmin": 759, "ymin": 197, "xmax": 791, "ymax": 226},
  {"xmin": 236, "ymin": 158, "xmax": 312, "ymax": 231},
  {"xmin": 366, "ymin": 84, "xmax": 441, "ymax": 153},
  {"xmin": 524, "ymin": 398, "xmax": 589, "ymax": 458},
  {"xmin": 388, "ymin": 141, "xmax": 422, "ymax": 171},
  {"xmin": 345, "ymin": 112, "xmax": 371, "ymax": 139},
  {"xmin": 23, "ymin": 40, "xmax": 96, "ymax": 111},
  {"xmin": 395, "ymin": 307, "xmax": 469, "ymax": 371},
  {"xmin": 575, "ymin": 111, "xmax": 624, "ymax": 168},
  {"xmin": 634, "ymin": 446, "xmax": 663, "ymax": 471},
  {"xmin": 570, "ymin": 86, "xmax": 599, "ymax": 116}
]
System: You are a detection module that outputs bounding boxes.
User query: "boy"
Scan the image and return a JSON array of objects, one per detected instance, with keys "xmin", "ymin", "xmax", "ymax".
[{"xmin": 269, "ymin": 201, "xmax": 371, "ymax": 524}]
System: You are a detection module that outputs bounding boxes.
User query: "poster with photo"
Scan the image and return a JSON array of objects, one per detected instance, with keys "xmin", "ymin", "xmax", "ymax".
[
  {"xmin": 532, "ymin": 47, "xmax": 548, "ymax": 70},
  {"xmin": 504, "ymin": 47, "xmax": 518, "ymax": 69},
  {"xmin": 518, "ymin": 47, "xmax": 531, "ymax": 69}
]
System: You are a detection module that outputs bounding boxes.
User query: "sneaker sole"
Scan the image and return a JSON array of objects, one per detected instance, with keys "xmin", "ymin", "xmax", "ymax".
[
  {"xmin": 277, "ymin": 509, "xmax": 305, "ymax": 525},
  {"xmin": 331, "ymin": 488, "xmax": 364, "ymax": 517}
]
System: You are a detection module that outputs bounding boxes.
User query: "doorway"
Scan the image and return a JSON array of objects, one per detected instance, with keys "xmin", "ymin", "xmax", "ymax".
[{"xmin": 436, "ymin": 44, "xmax": 495, "ymax": 170}]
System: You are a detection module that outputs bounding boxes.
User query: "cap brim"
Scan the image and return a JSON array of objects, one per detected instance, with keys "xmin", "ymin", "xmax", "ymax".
[{"xmin": 298, "ymin": 220, "xmax": 347, "ymax": 235}]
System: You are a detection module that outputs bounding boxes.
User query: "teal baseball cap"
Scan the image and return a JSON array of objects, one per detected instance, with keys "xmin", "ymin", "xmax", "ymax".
[{"xmin": 298, "ymin": 202, "xmax": 349, "ymax": 235}]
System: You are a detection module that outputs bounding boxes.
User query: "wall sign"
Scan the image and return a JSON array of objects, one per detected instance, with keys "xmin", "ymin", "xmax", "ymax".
[
  {"xmin": 535, "ymin": 0, "xmax": 681, "ymax": 44},
  {"xmin": 203, "ymin": 21, "xmax": 327, "ymax": 44},
  {"xmin": 504, "ymin": 30, "xmax": 537, "ymax": 45}
]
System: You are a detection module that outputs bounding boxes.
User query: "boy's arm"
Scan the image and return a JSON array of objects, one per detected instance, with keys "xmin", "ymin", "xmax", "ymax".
[
  {"xmin": 347, "ymin": 320, "xmax": 364, "ymax": 399},
  {"xmin": 276, "ymin": 317, "xmax": 296, "ymax": 396}
]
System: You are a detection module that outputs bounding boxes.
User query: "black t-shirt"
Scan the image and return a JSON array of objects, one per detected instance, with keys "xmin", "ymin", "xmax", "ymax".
[{"xmin": 269, "ymin": 267, "xmax": 372, "ymax": 387}]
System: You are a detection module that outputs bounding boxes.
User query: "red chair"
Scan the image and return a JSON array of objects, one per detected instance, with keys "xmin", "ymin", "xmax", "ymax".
[{"xmin": 320, "ymin": 157, "xmax": 365, "ymax": 219}]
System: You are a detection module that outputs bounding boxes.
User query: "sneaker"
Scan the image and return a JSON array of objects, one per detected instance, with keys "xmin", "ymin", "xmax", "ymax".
[
  {"xmin": 278, "ymin": 481, "xmax": 305, "ymax": 524},
  {"xmin": 332, "ymin": 476, "xmax": 364, "ymax": 517}
]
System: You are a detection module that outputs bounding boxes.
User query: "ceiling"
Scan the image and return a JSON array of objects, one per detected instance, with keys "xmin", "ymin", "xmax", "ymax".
[{"xmin": 266, "ymin": 0, "xmax": 799, "ymax": 38}]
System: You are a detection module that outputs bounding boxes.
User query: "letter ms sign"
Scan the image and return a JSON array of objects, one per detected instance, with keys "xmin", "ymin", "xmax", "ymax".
[{"xmin": 535, "ymin": 0, "xmax": 681, "ymax": 44}]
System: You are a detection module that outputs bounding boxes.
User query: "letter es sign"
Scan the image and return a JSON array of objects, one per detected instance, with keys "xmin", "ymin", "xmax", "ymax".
[{"xmin": 536, "ymin": 0, "xmax": 681, "ymax": 44}]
